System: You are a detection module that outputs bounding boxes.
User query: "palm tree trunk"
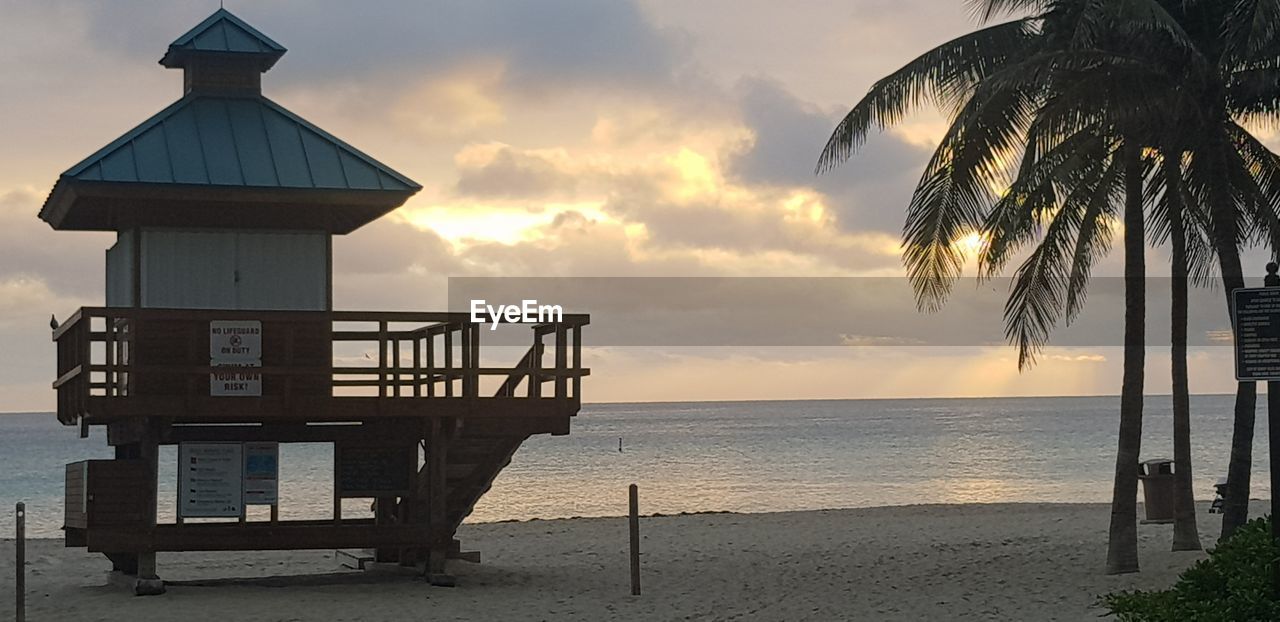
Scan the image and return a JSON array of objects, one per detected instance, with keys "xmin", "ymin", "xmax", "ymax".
[
  {"xmin": 1107, "ymin": 141, "xmax": 1145, "ymax": 574},
  {"xmin": 1219, "ymin": 231, "xmax": 1257, "ymax": 541},
  {"xmin": 1166, "ymin": 151, "xmax": 1201, "ymax": 551},
  {"xmin": 1207, "ymin": 138, "xmax": 1258, "ymax": 541}
]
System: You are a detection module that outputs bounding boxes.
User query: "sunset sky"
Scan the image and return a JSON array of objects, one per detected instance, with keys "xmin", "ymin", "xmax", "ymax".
[{"xmin": 0, "ymin": 0, "xmax": 1270, "ymax": 411}]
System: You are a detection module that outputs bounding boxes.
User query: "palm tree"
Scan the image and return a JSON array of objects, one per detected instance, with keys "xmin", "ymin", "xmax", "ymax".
[
  {"xmin": 819, "ymin": 0, "xmax": 1280, "ymax": 568},
  {"xmin": 978, "ymin": 0, "xmax": 1280, "ymax": 545},
  {"xmin": 816, "ymin": 0, "xmax": 1155, "ymax": 573},
  {"xmin": 1139, "ymin": 0, "xmax": 1280, "ymax": 539}
]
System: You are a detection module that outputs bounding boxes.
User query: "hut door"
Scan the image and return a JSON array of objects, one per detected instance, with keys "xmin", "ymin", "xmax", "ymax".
[
  {"xmin": 140, "ymin": 230, "xmax": 327, "ymax": 310},
  {"xmin": 233, "ymin": 232, "xmax": 327, "ymax": 310},
  {"xmin": 140, "ymin": 230, "xmax": 238, "ymax": 309}
]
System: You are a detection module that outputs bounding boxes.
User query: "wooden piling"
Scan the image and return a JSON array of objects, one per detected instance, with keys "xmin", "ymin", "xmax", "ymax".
[
  {"xmin": 1267, "ymin": 263, "xmax": 1280, "ymax": 598},
  {"xmin": 16, "ymin": 502, "xmax": 25, "ymax": 622},
  {"xmin": 629, "ymin": 484, "xmax": 640, "ymax": 596}
]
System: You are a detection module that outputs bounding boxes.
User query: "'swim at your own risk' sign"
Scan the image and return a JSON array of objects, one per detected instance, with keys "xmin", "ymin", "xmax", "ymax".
[{"xmin": 209, "ymin": 320, "xmax": 262, "ymax": 396}]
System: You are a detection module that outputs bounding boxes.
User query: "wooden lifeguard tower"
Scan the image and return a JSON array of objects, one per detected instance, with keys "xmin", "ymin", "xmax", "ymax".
[{"xmin": 43, "ymin": 9, "xmax": 587, "ymax": 593}]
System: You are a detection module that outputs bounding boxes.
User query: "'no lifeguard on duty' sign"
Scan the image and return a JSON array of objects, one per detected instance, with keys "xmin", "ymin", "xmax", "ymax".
[
  {"xmin": 1233, "ymin": 288, "xmax": 1280, "ymax": 381},
  {"xmin": 210, "ymin": 320, "xmax": 263, "ymax": 396}
]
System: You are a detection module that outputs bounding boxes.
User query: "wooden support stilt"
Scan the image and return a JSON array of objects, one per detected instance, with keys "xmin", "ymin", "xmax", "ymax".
[
  {"xmin": 134, "ymin": 419, "xmax": 165, "ymax": 595},
  {"xmin": 426, "ymin": 418, "xmax": 454, "ymax": 586},
  {"xmin": 629, "ymin": 484, "xmax": 641, "ymax": 596},
  {"xmin": 374, "ymin": 495, "xmax": 398, "ymax": 563},
  {"xmin": 16, "ymin": 502, "xmax": 24, "ymax": 622}
]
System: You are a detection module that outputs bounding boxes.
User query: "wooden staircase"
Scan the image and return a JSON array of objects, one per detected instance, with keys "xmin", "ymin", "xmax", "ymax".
[
  {"xmin": 416, "ymin": 343, "xmax": 546, "ymax": 550},
  {"xmin": 443, "ymin": 433, "xmax": 527, "ymax": 531}
]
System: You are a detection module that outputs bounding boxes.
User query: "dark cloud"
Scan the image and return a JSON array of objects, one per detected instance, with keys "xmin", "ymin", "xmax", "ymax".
[
  {"xmin": 727, "ymin": 77, "xmax": 932, "ymax": 235},
  {"xmin": 53, "ymin": 0, "xmax": 691, "ymax": 93},
  {"xmin": 454, "ymin": 147, "xmax": 578, "ymax": 199}
]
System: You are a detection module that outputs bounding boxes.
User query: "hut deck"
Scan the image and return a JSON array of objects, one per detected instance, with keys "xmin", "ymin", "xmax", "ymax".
[{"xmin": 51, "ymin": 306, "xmax": 587, "ymax": 579}]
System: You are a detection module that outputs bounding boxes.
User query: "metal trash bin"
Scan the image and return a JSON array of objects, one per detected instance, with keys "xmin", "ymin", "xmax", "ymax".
[{"xmin": 1138, "ymin": 459, "xmax": 1176, "ymax": 524}]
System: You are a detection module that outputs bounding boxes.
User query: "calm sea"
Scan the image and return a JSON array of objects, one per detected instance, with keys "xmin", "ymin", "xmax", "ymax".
[{"xmin": 0, "ymin": 394, "xmax": 1271, "ymax": 537}]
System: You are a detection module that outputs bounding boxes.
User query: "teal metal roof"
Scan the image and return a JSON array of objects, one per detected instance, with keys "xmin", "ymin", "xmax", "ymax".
[
  {"xmin": 160, "ymin": 9, "xmax": 286, "ymax": 69},
  {"xmin": 40, "ymin": 9, "xmax": 421, "ymax": 233},
  {"xmin": 60, "ymin": 94, "xmax": 420, "ymax": 192}
]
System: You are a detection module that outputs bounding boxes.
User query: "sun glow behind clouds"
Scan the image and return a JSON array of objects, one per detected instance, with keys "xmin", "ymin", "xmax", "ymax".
[
  {"xmin": 956, "ymin": 230, "xmax": 987, "ymax": 258},
  {"xmin": 668, "ymin": 148, "xmax": 720, "ymax": 199}
]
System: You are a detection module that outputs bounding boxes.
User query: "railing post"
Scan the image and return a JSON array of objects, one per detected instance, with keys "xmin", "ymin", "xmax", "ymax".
[
  {"xmin": 392, "ymin": 338, "xmax": 401, "ymax": 398},
  {"xmin": 412, "ymin": 334, "xmax": 422, "ymax": 398},
  {"xmin": 572, "ymin": 324, "xmax": 582, "ymax": 403},
  {"xmin": 78, "ymin": 317, "xmax": 90, "ymax": 421},
  {"xmin": 530, "ymin": 333, "xmax": 543, "ymax": 399},
  {"xmin": 105, "ymin": 312, "xmax": 115, "ymax": 397},
  {"xmin": 470, "ymin": 324, "xmax": 480, "ymax": 400},
  {"xmin": 444, "ymin": 328, "xmax": 454, "ymax": 397},
  {"xmin": 555, "ymin": 325, "xmax": 568, "ymax": 401},
  {"xmin": 377, "ymin": 321, "xmax": 388, "ymax": 398},
  {"xmin": 426, "ymin": 332, "xmax": 436, "ymax": 398},
  {"xmin": 460, "ymin": 324, "xmax": 471, "ymax": 398},
  {"xmin": 122, "ymin": 317, "xmax": 134, "ymax": 398}
]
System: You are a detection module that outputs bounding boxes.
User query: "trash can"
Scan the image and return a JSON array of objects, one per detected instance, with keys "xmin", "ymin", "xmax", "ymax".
[{"xmin": 1138, "ymin": 459, "xmax": 1176, "ymax": 524}]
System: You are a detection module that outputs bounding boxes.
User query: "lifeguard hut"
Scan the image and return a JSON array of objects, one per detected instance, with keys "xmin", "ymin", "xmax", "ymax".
[{"xmin": 43, "ymin": 9, "xmax": 587, "ymax": 593}]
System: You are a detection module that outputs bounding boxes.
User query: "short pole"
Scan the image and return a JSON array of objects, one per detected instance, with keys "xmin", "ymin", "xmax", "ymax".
[
  {"xmin": 628, "ymin": 484, "xmax": 640, "ymax": 596},
  {"xmin": 16, "ymin": 502, "xmax": 25, "ymax": 622},
  {"xmin": 1267, "ymin": 262, "xmax": 1280, "ymax": 598}
]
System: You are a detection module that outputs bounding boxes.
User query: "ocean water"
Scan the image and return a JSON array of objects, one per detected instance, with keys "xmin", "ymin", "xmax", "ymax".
[{"xmin": 0, "ymin": 394, "xmax": 1271, "ymax": 538}]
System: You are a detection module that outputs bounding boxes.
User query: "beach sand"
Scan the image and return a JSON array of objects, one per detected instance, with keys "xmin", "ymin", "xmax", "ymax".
[{"xmin": 0, "ymin": 501, "xmax": 1260, "ymax": 621}]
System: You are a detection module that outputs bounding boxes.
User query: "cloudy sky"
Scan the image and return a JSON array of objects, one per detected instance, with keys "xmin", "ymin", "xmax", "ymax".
[{"xmin": 0, "ymin": 0, "xmax": 1265, "ymax": 411}]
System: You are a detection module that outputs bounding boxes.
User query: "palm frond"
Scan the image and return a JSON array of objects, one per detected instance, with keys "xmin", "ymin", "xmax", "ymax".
[
  {"xmin": 816, "ymin": 18, "xmax": 1037, "ymax": 173},
  {"xmin": 1003, "ymin": 158, "xmax": 1109, "ymax": 369},
  {"xmin": 1224, "ymin": 0, "xmax": 1280, "ymax": 63},
  {"xmin": 902, "ymin": 78, "xmax": 1038, "ymax": 311},
  {"xmin": 1063, "ymin": 155, "xmax": 1123, "ymax": 323}
]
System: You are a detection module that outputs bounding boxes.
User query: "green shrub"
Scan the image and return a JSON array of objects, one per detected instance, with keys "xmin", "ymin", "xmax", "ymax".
[{"xmin": 1102, "ymin": 517, "xmax": 1280, "ymax": 622}]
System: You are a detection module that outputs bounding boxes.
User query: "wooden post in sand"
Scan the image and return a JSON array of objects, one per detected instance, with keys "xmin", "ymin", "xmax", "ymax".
[
  {"xmin": 16, "ymin": 502, "xmax": 25, "ymax": 622},
  {"xmin": 1266, "ymin": 262, "xmax": 1280, "ymax": 599},
  {"xmin": 629, "ymin": 484, "xmax": 640, "ymax": 596}
]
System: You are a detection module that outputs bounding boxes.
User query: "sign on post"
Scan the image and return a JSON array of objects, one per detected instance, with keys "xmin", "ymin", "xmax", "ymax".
[
  {"xmin": 210, "ymin": 321, "xmax": 262, "ymax": 396},
  {"xmin": 243, "ymin": 442, "xmax": 279, "ymax": 506},
  {"xmin": 1233, "ymin": 288, "xmax": 1280, "ymax": 381},
  {"xmin": 178, "ymin": 443, "xmax": 244, "ymax": 518}
]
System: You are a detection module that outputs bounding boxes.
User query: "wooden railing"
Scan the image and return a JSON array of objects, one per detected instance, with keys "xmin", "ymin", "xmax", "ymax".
[{"xmin": 52, "ymin": 307, "xmax": 589, "ymax": 426}]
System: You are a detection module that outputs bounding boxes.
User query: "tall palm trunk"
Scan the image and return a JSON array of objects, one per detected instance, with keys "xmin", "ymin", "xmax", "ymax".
[
  {"xmin": 1166, "ymin": 151, "xmax": 1201, "ymax": 551},
  {"xmin": 1218, "ymin": 226, "xmax": 1257, "ymax": 540},
  {"xmin": 1108, "ymin": 141, "xmax": 1146, "ymax": 574},
  {"xmin": 1210, "ymin": 138, "xmax": 1258, "ymax": 541}
]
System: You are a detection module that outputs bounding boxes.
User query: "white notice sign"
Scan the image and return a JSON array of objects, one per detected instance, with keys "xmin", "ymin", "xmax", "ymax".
[
  {"xmin": 210, "ymin": 362, "xmax": 262, "ymax": 397},
  {"xmin": 242, "ymin": 442, "xmax": 279, "ymax": 506},
  {"xmin": 209, "ymin": 320, "xmax": 262, "ymax": 362},
  {"xmin": 211, "ymin": 320, "xmax": 263, "ymax": 397},
  {"xmin": 178, "ymin": 443, "xmax": 244, "ymax": 518}
]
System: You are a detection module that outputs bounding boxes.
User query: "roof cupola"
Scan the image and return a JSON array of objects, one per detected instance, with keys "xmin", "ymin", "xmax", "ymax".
[{"xmin": 159, "ymin": 8, "xmax": 286, "ymax": 95}]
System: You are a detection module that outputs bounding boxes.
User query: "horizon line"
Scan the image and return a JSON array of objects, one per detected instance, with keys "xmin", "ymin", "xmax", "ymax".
[{"xmin": 0, "ymin": 391, "xmax": 1246, "ymax": 415}]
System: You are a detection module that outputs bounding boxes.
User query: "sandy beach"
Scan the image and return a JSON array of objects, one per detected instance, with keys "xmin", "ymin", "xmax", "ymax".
[{"xmin": 0, "ymin": 501, "xmax": 1257, "ymax": 621}]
